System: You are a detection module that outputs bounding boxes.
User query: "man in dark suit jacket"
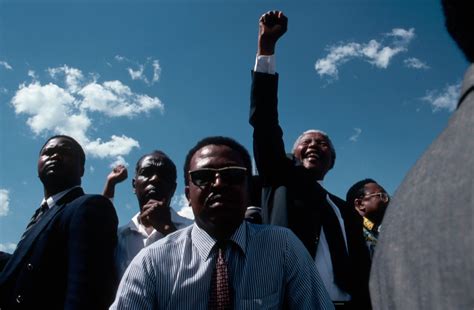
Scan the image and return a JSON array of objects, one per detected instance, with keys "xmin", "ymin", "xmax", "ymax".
[
  {"xmin": 0, "ymin": 135, "xmax": 118, "ymax": 309},
  {"xmin": 249, "ymin": 11, "xmax": 371, "ymax": 309},
  {"xmin": 370, "ymin": 1, "xmax": 474, "ymax": 309}
]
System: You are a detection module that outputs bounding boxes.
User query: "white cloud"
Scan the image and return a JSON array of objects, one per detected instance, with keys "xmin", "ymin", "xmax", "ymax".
[
  {"xmin": 0, "ymin": 243, "xmax": 17, "ymax": 253},
  {"xmin": 11, "ymin": 65, "xmax": 164, "ymax": 161},
  {"xmin": 28, "ymin": 70, "xmax": 38, "ymax": 80},
  {"xmin": 116, "ymin": 56, "xmax": 161, "ymax": 85},
  {"xmin": 349, "ymin": 128, "xmax": 362, "ymax": 142},
  {"xmin": 85, "ymin": 135, "xmax": 140, "ymax": 158},
  {"xmin": 79, "ymin": 80, "xmax": 163, "ymax": 117},
  {"xmin": 151, "ymin": 60, "xmax": 161, "ymax": 84},
  {"xmin": 0, "ymin": 61, "xmax": 12, "ymax": 70},
  {"xmin": 172, "ymin": 194, "xmax": 194, "ymax": 220},
  {"xmin": 48, "ymin": 65, "xmax": 84, "ymax": 93},
  {"xmin": 0, "ymin": 189, "xmax": 10, "ymax": 216},
  {"xmin": 89, "ymin": 166, "xmax": 95, "ymax": 173},
  {"xmin": 404, "ymin": 57, "xmax": 430, "ymax": 70},
  {"xmin": 115, "ymin": 55, "xmax": 127, "ymax": 62},
  {"xmin": 128, "ymin": 65, "xmax": 144, "ymax": 81},
  {"xmin": 315, "ymin": 28, "xmax": 415, "ymax": 80},
  {"xmin": 422, "ymin": 83, "xmax": 460, "ymax": 112},
  {"xmin": 387, "ymin": 28, "xmax": 415, "ymax": 43},
  {"xmin": 109, "ymin": 155, "xmax": 129, "ymax": 169},
  {"xmin": 0, "ymin": 87, "xmax": 8, "ymax": 94}
]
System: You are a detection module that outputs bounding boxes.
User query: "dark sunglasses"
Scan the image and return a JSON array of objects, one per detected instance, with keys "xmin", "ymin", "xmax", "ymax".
[{"xmin": 188, "ymin": 166, "xmax": 248, "ymax": 187}]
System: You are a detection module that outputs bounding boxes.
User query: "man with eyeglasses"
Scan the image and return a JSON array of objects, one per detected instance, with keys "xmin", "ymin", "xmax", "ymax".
[
  {"xmin": 111, "ymin": 136, "xmax": 334, "ymax": 310},
  {"xmin": 346, "ymin": 179, "xmax": 389, "ymax": 259},
  {"xmin": 249, "ymin": 11, "xmax": 371, "ymax": 309}
]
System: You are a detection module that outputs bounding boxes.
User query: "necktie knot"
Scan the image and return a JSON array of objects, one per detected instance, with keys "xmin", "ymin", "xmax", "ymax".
[{"xmin": 21, "ymin": 201, "xmax": 50, "ymax": 239}]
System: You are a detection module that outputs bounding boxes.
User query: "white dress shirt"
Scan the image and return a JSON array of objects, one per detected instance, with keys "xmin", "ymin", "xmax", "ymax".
[{"xmin": 115, "ymin": 208, "xmax": 193, "ymax": 278}]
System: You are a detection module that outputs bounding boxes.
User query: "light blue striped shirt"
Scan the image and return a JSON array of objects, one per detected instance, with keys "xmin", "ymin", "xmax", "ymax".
[{"xmin": 111, "ymin": 222, "xmax": 334, "ymax": 310}]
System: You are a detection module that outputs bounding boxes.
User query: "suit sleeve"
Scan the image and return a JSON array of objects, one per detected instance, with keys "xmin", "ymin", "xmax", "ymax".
[
  {"xmin": 249, "ymin": 71, "xmax": 293, "ymax": 186},
  {"xmin": 65, "ymin": 195, "xmax": 118, "ymax": 310}
]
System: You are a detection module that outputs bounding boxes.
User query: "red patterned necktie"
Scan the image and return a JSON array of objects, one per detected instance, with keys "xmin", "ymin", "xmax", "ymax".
[{"xmin": 209, "ymin": 244, "xmax": 232, "ymax": 310}]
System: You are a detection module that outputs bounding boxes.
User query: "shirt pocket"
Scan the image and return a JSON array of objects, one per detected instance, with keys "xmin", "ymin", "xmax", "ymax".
[{"xmin": 237, "ymin": 291, "xmax": 280, "ymax": 309}]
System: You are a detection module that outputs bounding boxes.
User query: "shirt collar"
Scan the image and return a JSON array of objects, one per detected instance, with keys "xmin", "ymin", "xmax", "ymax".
[
  {"xmin": 128, "ymin": 208, "xmax": 193, "ymax": 237},
  {"xmin": 41, "ymin": 185, "xmax": 81, "ymax": 209},
  {"xmin": 191, "ymin": 221, "xmax": 247, "ymax": 261}
]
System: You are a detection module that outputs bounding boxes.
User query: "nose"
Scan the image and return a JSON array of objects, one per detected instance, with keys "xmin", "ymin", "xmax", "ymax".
[
  {"xmin": 307, "ymin": 139, "xmax": 317, "ymax": 147},
  {"xmin": 149, "ymin": 173, "xmax": 160, "ymax": 183},
  {"xmin": 50, "ymin": 151, "xmax": 62, "ymax": 160},
  {"xmin": 210, "ymin": 172, "xmax": 225, "ymax": 188}
]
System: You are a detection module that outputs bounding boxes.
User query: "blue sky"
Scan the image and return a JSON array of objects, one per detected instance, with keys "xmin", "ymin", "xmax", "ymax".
[{"xmin": 0, "ymin": 0, "xmax": 468, "ymax": 252}]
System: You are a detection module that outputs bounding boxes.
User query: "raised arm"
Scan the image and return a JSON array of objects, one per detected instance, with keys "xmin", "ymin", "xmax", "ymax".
[
  {"xmin": 102, "ymin": 164, "xmax": 128, "ymax": 199},
  {"xmin": 249, "ymin": 11, "xmax": 291, "ymax": 186}
]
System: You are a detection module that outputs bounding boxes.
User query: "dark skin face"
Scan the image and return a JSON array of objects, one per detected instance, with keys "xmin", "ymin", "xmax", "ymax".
[
  {"xmin": 38, "ymin": 137, "xmax": 84, "ymax": 198},
  {"xmin": 185, "ymin": 145, "xmax": 249, "ymax": 241},
  {"xmin": 293, "ymin": 132, "xmax": 333, "ymax": 180},
  {"xmin": 133, "ymin": 155, "xmax": 177, "ymax": 234},
  {"xmin": 354, "ymin": 182, "xmax": 389, "ymax": 225},
  {"xmin": 133, "ymin": 155, "xmax": 176, "ymax": 210}
]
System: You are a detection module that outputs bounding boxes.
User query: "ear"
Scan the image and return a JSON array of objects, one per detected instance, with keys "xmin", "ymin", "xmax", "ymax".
[
  {"xmin": 184, "ymin": 186, "xmax": 191, "ymax": 206},
  {"xmin": 354, "ymin": 198, "xmax": 366, "ymax": 216},
  {"xmin": 170, "ymin": 182, "xmax": 177, "ymax": 198},
  {"xmin": 132, "ymin": 178, "xmax": 136, "ymax": 193}
]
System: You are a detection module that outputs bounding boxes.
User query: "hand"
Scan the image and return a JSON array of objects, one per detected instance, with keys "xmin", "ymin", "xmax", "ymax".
[
  {"xmin": 258, "ymin": 10, "xmax": 288, "ymax": 56},
  {"xmin": 139, "ymin": 199, "xmax": 177, "ymax": 235},
  {"xmin": 107, "ymin": 165, "xmax": 128, "ymax": 185},
  {"xmin": 102, "ymin": 165, "xmax": 128, "ymax": 199}
]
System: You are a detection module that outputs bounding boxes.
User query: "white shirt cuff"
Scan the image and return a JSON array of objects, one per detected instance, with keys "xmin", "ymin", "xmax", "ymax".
[{"xmin": 254, "ymin": 54, "xmax": 276, "ymax": 75}]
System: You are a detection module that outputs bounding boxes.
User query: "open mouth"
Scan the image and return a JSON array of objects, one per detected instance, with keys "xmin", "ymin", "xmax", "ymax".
[{"xmin": 304, "ymin": 150, "xmax": 320, "ymax": 161}]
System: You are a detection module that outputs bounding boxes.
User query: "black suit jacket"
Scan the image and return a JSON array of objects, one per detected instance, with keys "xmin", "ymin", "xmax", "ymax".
[
  {"xmin": 0, "ymin": 187, "xmax": 118, "ymax": 310},
  {"xmin": 250, "ymin": 71, "xmax": 371, "ymax": 308}
]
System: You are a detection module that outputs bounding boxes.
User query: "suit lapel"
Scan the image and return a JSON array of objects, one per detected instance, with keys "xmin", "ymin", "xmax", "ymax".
[{"xmin": 0, "ymin": 187, "xmax": 84, "ymax": 282}]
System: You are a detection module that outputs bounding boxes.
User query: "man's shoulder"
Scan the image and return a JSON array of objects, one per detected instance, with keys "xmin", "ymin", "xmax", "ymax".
[
  {"xmin": 147, "ymin": 225, "xmax": 192, "ymax": 251},
  {"xmin": 247, "ymin": 223, "xmax": 296, "ymax": 243},
  {"xmin": 171, "ymin": 209, "xmax": 194, "ymax": 229},
  {"xmin": 67, "ymin": 193, "xmax": 113, "ymax": 208},
  {"xmin": 326, "ymin": 192, "xmax": 346, "ymax": 207},
  {"xmin": 61, "ymin": 193, "xmax": 117, "ymax": 227}
]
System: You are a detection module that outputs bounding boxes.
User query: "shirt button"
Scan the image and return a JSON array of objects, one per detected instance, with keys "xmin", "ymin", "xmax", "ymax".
[
  {"xmin": 16, "ymin": 295, "xmax": 23, "ymax": 303},
  {"xmin": 27, "ymin": 263, "xmax": 34, "ymax": 271}
]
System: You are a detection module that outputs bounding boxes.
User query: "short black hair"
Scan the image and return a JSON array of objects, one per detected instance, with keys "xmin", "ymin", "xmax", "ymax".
[
  {"xmin": 442, "ymin": 0, "xmax": 474, "ymax": 62},
  {"xmin": 345, "ymin": 178, "xmax": 377, "ymax": 208},
  {"xmin": 135, "ymin": 150, "xmax": 177, "ymax": 182},
  {"xmin": 40, "ymin": 135, "xmax": 86, "ymax": 167},
  {"xmin": 183, "ymin": 136, "xmax": 252, "ymax": 186}
]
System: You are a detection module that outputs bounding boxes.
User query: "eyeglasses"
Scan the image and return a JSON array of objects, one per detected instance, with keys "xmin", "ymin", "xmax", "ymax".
[
  {"xmin": 363, "ymin": 192, "xmax": 390, "ymax": 203},
  {"xmin": 188, "ymin": 166, "xmax": 248, "ymax": 187}
]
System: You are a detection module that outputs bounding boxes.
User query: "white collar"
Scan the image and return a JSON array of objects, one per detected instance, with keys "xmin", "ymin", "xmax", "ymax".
[{"xmin": 41, "ymin": 186, "xmax": 81, "ymax": 209}]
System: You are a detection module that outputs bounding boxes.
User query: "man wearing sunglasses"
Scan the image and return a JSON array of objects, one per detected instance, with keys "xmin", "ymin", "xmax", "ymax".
[
  {"xmin": 346, "ymin": 179, "xmax": 389, "ymax": 259},
  {"xmin": 102, "ymin": 152, "xmax": 193, "ymax": 278},
  {"xmin": 111, "ymin": 136, "xmax": 334, "ymax": 309},
  {"xmin": 249, "ymin": 11, "xmax": 371, "ymax": 309}
]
